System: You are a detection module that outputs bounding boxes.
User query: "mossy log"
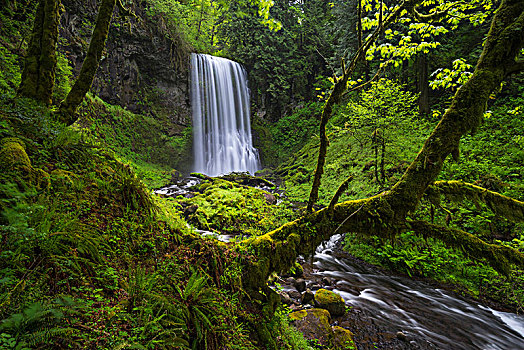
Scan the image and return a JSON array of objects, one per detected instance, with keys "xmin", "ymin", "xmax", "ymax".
[
  {"xmin": 426, "ymin": 180, "xmax": 524, "ymax": 223},
  {"xmin": 409, "ymin": 220, "xmax": 524, "ymax": 275}
]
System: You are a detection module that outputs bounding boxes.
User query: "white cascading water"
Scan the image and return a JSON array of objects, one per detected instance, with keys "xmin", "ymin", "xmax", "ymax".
[{"xmin": 190, "ymin": 53, "xmax": 260, "ymax": 176}]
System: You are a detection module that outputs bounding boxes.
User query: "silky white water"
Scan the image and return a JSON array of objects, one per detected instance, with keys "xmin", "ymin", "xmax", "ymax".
[{"xmin": 190, "ymin": 53, "xmax": 260, "ymax": 176}]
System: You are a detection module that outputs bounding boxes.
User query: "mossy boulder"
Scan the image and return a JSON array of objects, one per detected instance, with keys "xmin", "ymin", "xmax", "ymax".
[
  {"xmin": 289, "ymin": 308, "xmax": 332, "ymax": 346},
  {"xmin": 0, "ymin": 138, "xmax": 32, "ymax": 172},
  {"xmin": 332, "ymin": 326, "xmax": 356, "ymax": 349},
  {"xmin": 314, "ymin": 288, "xmax": 346, "ymax": 316},
  {"xmin": 0, "ymin": 137, "xmax": 49, "ymax": 189}
]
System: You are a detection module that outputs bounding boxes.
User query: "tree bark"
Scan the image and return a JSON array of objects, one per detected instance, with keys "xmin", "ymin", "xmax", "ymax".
[
  {"xmin": 417, "ymin": 53, "xmax": 430, "ymax": 116},
  {"xmin": 17, "ymin": 0, "xmax": 60, "ymax": 105},
  {"xmin": 58, "ymin": 0, "xmax": 117, "ymax": 124}
]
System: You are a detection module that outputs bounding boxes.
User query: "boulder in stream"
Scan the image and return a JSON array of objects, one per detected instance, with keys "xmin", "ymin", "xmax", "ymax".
[
  {"xmin": 314, "ymin": 288, "xmax": 346, "ymax": 316},
  {"xmin": 301, "ymin": 288, "xmax": 314, "ymax": 305},
  {"xmin": 289, "ymin": 308, "xmax": 332, "ymax": 346},
  {"xmin": 332, "ymin": 326, "xmax": 357, "ymax": 349}
]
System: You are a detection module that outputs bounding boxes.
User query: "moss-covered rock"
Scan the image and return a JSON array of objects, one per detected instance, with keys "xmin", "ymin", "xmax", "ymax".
[
  {"xmin": 332, "ymin": 326, "xmax": 356, "ymax": 349},
  {"xmin": 289, "ymin": 308, "xmax": 332, "ymax": 346},
  {"xmin": 0, "ymin": 137, "xmax": 50, "ymax": 189},
  {"xmin": 314, "ymin": 288, "xmax": 346, "ymax": 316}
]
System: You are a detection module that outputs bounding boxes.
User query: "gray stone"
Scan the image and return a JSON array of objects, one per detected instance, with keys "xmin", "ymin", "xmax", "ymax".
[
  {"xmin": 294, "ymin": 278, "xmax": 307, "ymax": 293},
  {"xmin": 301, "ymin": 288, "xmax": 314, "ymax": 305}
]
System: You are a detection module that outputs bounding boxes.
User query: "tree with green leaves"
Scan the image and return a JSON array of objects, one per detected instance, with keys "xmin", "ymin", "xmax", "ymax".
[{"xmin": 241, "ymin": 2, "xmax": 524, "ymax": 343}]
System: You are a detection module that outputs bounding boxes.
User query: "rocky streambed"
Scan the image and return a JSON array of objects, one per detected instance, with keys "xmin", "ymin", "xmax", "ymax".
[{"xmin": 274, "ymin": 234, "xmax": 524, "ymax": 350}]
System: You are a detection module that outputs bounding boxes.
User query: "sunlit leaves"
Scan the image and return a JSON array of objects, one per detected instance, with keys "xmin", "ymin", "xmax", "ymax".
[
  {"xmin": 356, "ymin": 0, "xmax": 495, "ymax": 70},
  {"xmin": 429, "ymin": 58, "xmax": 473, "ymax": 90}
]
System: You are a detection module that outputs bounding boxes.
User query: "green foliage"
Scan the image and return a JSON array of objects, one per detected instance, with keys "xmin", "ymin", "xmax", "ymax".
[
  {"xmin": 53, "ymin": 51, "xmax": 74, "ymax": 102},
  {"xmin": 267, "ymin": 306, "xmax": 314, "ymax": 350},
  {"xmin": 0, "ymin": 297, "xmax": 80, "ymax": 349},
  {"xmin": 77, "ymin": 95, "xmax": 192, "ymax": 188},
  {"xmin": 429, "ymin": 58, "xmax": 473, "ymax": 91},
  {"xmin": 0, "ymin": 46, "xmax": 21, "ymax": 95},
  {"xmin": 279, "ymin": 78, "xmax": 425, "ymax": 204}
]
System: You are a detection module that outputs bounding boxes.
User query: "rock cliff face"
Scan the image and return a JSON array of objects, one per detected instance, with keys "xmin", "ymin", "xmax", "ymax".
[{"xmin": 59, "ymin": 0, "xmax": 191, "ymax": 136}]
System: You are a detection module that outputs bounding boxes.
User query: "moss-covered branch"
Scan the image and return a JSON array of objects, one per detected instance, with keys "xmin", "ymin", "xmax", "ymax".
[
  {"xmin": 388, "ymin": 0, "xmax": 524, "ymax": 217},
  {"xmin": 426, "ymin": 180, "xmax": 524, "ymax": 223},
  {"xmin": 409, "ymin": 220, "xmax": 524, "ymax": 275}
]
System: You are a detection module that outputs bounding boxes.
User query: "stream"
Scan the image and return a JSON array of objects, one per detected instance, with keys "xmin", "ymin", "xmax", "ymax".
[{"xmin": 308, "ymin": 234, "xmax": 524, "ymax": 349}]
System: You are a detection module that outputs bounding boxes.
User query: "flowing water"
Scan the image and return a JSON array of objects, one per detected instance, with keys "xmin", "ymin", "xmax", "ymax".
[
  {"xmin": 312, "ymin": 235, "xmax": 524, "ymax": 349},
  {"xmin": 190, "ymin": 53, "xmax": 260, "ymax": 176}
]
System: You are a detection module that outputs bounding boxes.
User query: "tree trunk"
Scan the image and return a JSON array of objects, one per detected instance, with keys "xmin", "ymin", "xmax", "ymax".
[
  {"xmin": 58, "ymin": 0, "xmax": 116, "ymax": 124},
  {"xmin": 17, "ymin": 0, "xmax": 60, "ymax": 105},
  {"xmin": 417, "ymin": 54, "xmax": 430, "ymax": 116}
]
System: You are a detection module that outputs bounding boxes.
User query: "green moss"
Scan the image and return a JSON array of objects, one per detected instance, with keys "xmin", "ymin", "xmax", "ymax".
[
  {"xmin": 0, "ymin": 137, "xmax": 50, "ymax": 189},
  {"xmin": 332, "ymin": 326, "xmax": 356, "ymax": 350},
  {"xmin": 314, "ymin": 289, "xmax": 346, "ymax": 316},
  {"xmin": 289, "ymin": 309, "xmax": 307, "ymax": 321}
]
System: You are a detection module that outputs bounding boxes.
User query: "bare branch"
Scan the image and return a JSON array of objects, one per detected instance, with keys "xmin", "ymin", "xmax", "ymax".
[{"xmin": 328, "ymin": 176, "xmax": 353, "ymax": 215}]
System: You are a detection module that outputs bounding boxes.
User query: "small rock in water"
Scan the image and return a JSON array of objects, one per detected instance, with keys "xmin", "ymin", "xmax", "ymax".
[
  {"xmin": 396, "ymin": 331, "xmax": 408, "ymax": 341},
  {"xmin": 278, "ymin": 291, "xmax": 293, "ymax": 305},
  {"xmin": 288, "ymin": 290, "xmax": 301, "ymax": 299},
  {"xmin": 309, "ymin": 283, "xmax": 322, "ymax": 291},
  {"xmin": 321, "ymin": 276, "xmax": 333, "ymax": 286},
  {"xmin": 294, "ymin": 278, "xmax": 307, "ymax": 293},
  {"xmin": 301, "ymin": 288, "xmax": 314, "ymax": 305}
]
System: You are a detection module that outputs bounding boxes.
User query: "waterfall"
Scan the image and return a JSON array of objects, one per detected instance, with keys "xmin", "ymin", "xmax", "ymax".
[{"xmin": 190, "ymin": 53, "xmax": 260, "ymax": 177}]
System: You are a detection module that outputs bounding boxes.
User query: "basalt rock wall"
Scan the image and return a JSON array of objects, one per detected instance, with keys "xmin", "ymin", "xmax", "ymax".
[{"xmin": 59, "ymin": 0, "xmax": 191, "ymax": 136}]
